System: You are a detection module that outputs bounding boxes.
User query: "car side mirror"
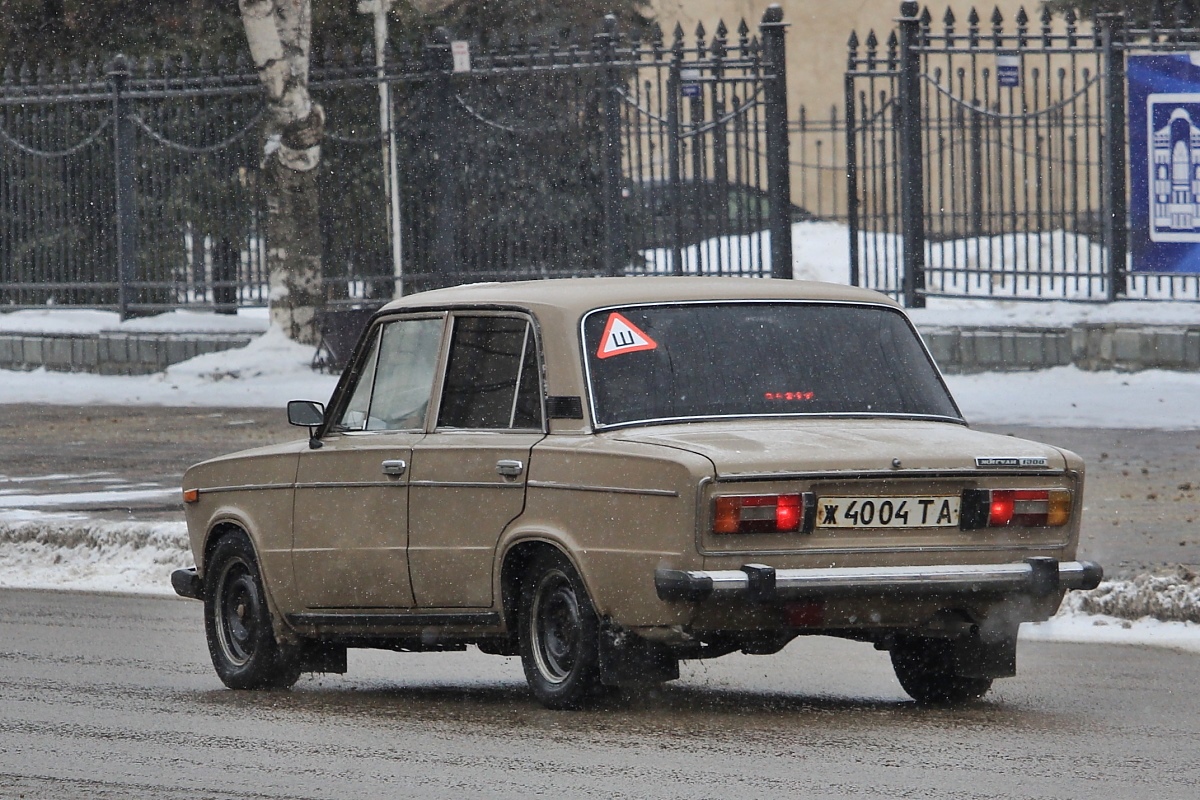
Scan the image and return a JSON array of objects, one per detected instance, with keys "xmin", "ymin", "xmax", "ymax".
[{"xmin": 287, "ymin": 400, "xmax": 326, "ymax": 449}]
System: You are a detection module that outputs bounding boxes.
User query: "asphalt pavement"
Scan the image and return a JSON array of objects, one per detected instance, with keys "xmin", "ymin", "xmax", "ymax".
[{"xmin": 1, "ymin": 587, "xmax": 1198, "ymax": 799}]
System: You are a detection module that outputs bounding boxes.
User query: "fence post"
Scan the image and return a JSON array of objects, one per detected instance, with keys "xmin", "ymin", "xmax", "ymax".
[
  {"xmin": 667, "ymin": 25, "xmax": 684, "ymax": 275},
  {"xmin": 760, "ymin": 5, "xmax": 793, "ymax": 280},
  {"xmin": 108, "ymin": 55, "xmax": 136, "ymax": 319},
  {"xmin": 426, "ymin": 29, "xmax": 457, "ymax": 289},
  {"xmin": 845, "ymin": 34, "xmax": 860, "ymax": 286},
  {"xmin": 896, "ymin": 1, "xmax": 926, "ymax": 307},
  {"xmin": 598, "ymin": 15, "xmax": 627, "ymax": 277},
  {"xmin": 1100, "ymin": 12, "xmax": 1127, "ymax": 300}
]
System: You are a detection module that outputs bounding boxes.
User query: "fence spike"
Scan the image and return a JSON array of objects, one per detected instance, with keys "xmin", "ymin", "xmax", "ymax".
[
  {"xmin": 865, "ymin": 29, "xmax": 879, "ymax": 53},
  {"xmin": 1065, "ymin": 7, "xmax": 1076, "ymax": 26},
  {"xmin": 1040, "ymin": 5, "xmax": 1052, "ymax": 27},
  {"xmin": 650, "ymin": 20, "xmax": 664, "ymax": 46},
  {"xmin": 49, "ymin": 60, "xmax": 64, "ymax": 82},
  {"xmin": 920, "ymin": 6, "xmax": 933, "ymax": 27},
  {"xmin": 1016, "ymin": 6, "xmax": 1028, "ymax": 27},
  {"xmin": 968, "ymin": 7, "xmax": 980, "ymax": 26},
  {"xmin": 695, "ymin": 21, "xmax": 706, "ymax": 40},
  {"xmin": 18, "ymin": 62, "xmax": 31, "ymax": 84},
  {"xmin": 36, "ymin": 62, "xmax": 49, "ymax": 83},
  {"xmin": 216, "ymin": 53, "xmax": 229, "ymax": 72},
  {"xmin": 991, "ymin": 6, "xmax": 1004, "ymax": 27},
  {"xmin": 672, "ymin": 22, "xmax": 685, "ymax": 43},
  {"xmin": 716, "ymin": 19, "xmax": 729, "ymax": 40},
  {"xmin": 737, "ymin": 18, "xmax": 750, "ymax": 44},
  {"xmin": 943, "ymin": 7, "xmax": 955, "ymax": 28},
  {"xmin": 69, "ymin": 59, "xmax": 82, "ymax": 80},
  {"xmin": 2, "ymin": 63, "xmax": 13, "ymax": 84}
]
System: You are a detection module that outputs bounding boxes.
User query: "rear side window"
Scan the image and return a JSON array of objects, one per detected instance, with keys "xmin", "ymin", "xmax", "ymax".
[{"xmin": 437, "ymin": 316, "xmax": 543, "ymax": 430}]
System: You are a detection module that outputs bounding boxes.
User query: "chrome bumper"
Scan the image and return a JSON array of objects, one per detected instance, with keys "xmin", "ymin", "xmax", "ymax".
[{"xmin": 654, "ymin": 557, "xmax": 1103, "ymax": 603}]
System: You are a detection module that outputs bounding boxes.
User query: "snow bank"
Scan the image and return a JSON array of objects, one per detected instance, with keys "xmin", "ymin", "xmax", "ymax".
[
  {"xmin": 0, "ymin": 513, "xmax": 188, "ymax": 596},
  {"xmin": 944, "ymin": 366, "xmax": 1200, "ymax": 430},
  {"xmin": 0, "ymin": 325, "xmax": 339, "ymax": 408}
]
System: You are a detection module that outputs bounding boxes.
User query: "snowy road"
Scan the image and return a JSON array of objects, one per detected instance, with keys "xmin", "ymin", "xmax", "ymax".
[{"xmin": 0, "ymin": 588, "xmax": 1197, "ymax": 799}]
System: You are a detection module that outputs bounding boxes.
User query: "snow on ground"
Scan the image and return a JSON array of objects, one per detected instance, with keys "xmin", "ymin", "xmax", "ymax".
[
  {"xmin": 945, "ymin": 367, "xmax": 1200, "ymax": 430},
  {"xmin": 0, "ymin": 510, "xmax": 188, "ymax": 596}
]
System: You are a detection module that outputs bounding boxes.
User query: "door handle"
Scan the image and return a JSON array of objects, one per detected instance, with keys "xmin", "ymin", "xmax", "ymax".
[
  {"xmin": 495, "ymin": 459, "xmax": 524, "ymax": 477},
  {"xmin": 381, "ymin": 459, "xmax": 407, "ymax": 476}
]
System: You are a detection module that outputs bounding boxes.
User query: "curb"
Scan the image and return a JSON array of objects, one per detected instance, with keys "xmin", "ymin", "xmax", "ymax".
[
  {"xmin": 920, "ymin": 323, "xmax": 1200, "ymax": 374},
  {"xmin": 0, "ymin": 331, "xmax": 257, "ymax": 375}
]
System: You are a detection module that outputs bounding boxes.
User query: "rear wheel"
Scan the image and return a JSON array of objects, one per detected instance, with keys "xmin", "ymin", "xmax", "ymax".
[
  {"xmin": 518, "ymin": 551, "xmax": 602, "ymax": 709},
  {"xmin": 890, "ymin": 637, "xmax": 993, "ymax": 705},
  {"xmin": 203, "ymin": 531, "xmax": 300, "ymax": 690}
]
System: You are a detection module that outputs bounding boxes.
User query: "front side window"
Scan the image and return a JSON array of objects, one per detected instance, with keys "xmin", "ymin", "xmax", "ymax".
[
  {"xmin": 583, "ymin": 302, "xmax": 961, "ymax": 428},
  {"xmin": 335, "ymin": 316, "xmax": 444, "ymax": 431},
  {"xmin": 437, "ymin": 316, "xmax": 542, "ymax": 430}
]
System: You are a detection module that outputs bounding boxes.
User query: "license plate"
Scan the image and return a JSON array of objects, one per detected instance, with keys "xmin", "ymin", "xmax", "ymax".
[{"xmin": 815, "ymin": 496, "xmax": 961, "ymax": 529}]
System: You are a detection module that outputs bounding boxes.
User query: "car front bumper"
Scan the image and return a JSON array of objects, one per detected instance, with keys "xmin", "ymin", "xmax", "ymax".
[{"xmin": 654, "ymin": 557, "xmax": 1103, "ymax": 603}]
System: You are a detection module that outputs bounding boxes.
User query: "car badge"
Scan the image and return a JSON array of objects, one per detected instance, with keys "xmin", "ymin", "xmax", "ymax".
[{"xmin": 975, "ymin": 456, "xmax": 1049, "ymax": 469}]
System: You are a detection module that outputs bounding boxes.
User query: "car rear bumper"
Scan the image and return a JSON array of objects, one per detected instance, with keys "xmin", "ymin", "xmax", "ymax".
[{"xmin": 654, "ymin": 557, "xmax": 1103, "ymax": 603}]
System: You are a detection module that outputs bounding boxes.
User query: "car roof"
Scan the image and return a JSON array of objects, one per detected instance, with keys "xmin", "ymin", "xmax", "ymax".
[{"xmin": 378, "ymin": 276, "xmax": 899, "ymax": 316}]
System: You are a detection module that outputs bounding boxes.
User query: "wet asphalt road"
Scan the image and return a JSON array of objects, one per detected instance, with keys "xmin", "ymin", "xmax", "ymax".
[{"xmin": 1, "ymin": 587, "xmax": 1199, "ymax": 799}]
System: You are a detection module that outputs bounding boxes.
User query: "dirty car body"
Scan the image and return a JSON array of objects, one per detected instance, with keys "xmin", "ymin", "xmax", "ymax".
[{"xmin": 174, "ymin": 277, "xmax": 1102, "ymax": 708}]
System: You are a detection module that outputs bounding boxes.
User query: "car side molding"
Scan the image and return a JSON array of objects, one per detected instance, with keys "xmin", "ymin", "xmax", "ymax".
[{"xmin": 654, "ymin": 558, "xmax": 1104, "ymax": 603}]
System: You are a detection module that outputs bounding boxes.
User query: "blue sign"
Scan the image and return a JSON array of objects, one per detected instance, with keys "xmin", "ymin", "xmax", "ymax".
[
  {"xmin": 996, "ymin": 54, "xmax": 1020, "ymax": 88},
  {"xmin": 1129, "ymin": 54, "xmax": 1200, "ymax": 273}
]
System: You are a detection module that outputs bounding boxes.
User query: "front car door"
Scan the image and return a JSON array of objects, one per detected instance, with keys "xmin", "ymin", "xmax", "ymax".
[
  {"xmin": 292, "ymin": 314, "xmax": 445, "ymax": 609},
  {"xmin": 408, "ymin": 313, "xmax": 545, "ymax": 608}
]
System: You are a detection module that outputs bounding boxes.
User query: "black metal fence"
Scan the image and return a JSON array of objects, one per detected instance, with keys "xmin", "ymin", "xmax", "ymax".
[
  {"xmin": 0, "ymin": 9, "xmax": 793, "ymax": 315},
  {"xmin": 847, "ymin": 2, "xmax": 1200, "ymax": 305}
]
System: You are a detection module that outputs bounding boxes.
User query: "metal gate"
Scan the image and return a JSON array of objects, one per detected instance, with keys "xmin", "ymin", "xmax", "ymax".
[{"xmin": 846, "ymin": 2, "xmax": 1200, "ymax": 305}]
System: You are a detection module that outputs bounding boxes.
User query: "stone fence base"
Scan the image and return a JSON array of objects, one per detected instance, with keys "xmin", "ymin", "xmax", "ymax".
[{"xmin": 1, "ymin": 323, "xmax": 1198, "ymax": 376}]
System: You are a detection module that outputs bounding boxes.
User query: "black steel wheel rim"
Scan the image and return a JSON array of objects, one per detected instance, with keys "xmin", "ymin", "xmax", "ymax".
[
  {"xmin": 531, "ymin": 570, "xmax": 581, "ymax": 684},
  {"xmin": 215, "ymin": 557, "xmax": 260, "ymax": 667}
]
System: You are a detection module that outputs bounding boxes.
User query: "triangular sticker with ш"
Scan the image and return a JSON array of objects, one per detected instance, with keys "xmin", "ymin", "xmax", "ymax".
[{"xmin": 596, "ymin": 312, "xmax": 658, "ymax": 359}]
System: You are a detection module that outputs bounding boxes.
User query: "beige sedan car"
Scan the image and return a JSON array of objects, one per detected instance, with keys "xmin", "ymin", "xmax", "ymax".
[{"xmin": 173, "ymin": 277, "xmax": 1101, "ymax": 708}]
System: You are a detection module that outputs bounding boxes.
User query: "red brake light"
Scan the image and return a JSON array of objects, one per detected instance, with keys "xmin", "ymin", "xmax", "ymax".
[
  {"xmin": 989, "ymin": 490, "xmax": 1015, "ymax": 526},
  {"xmin": 713, "ymin": 493, "xmax": 812, "ymax": 534},
  {"xmin": 966, "ymin": 488, "xmax": 1071, "ymax": 529}
]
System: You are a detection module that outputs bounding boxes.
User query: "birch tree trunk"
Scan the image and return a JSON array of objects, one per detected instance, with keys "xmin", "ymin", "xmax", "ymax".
[{"xmin": 239, "ymin": 0, "xmax": 324, "ymax": 344}]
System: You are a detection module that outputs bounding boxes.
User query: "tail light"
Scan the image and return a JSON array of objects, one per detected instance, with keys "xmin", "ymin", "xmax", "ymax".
[
  {"xmin": 961, "ymin": 488, "xmax": 1071, "ymax": 529},
  {"xmin": 713, "ymin": 493, "xmax": 816, "ymax": 534}
]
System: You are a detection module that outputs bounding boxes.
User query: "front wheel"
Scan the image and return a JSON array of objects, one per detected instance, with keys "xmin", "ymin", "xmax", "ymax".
[
  {"xmin": 518, "ymin": 551, "xmax": 602, "ymax": 709},
  {"xmin": 890, "ymin": 637, "xmax": 993, "ymax": 706},
  {"xmin": 203, "ymin": 531, "xmax": 300, "ymax": 690}
]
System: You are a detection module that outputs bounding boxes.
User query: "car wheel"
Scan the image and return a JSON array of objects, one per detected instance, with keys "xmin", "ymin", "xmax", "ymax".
[
  {"xmin": 518, "ymin": 551, "xmax": 602, "ymax": 709},
  {"xmin": 890, "ymin": 637, "xmax": 993, "ymax": 706},
  {"xmin": 203, "ymin": 531, "xmax": 300, "ymax": 690}
]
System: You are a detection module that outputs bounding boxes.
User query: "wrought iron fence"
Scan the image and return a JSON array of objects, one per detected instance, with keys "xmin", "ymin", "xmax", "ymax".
[
  {"xmin": 847, "ymin": 2, "xmax": 1200, "ymax": 305},
  {"xmin": 0, "ymin": 9, "xmax": 793, "ymax": 316}
]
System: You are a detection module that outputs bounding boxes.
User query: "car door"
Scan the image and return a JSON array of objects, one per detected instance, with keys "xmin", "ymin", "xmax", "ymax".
[
  {"xmin": 292, "ymin": 314, "xmax": 445, "ymax": 609},
  {"xmin": 407, "ymin": 313, "xmax": 545, "ymax": 608}
]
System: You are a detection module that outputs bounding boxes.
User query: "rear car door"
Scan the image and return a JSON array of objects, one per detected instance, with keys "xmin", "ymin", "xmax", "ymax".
[
  {"xmin": 292, "ymin": 314, "xmax": 445, "ymax": 609},
  {"xmin": 408, "ymin": 313, "xmax": 545, "ymax": 608}
]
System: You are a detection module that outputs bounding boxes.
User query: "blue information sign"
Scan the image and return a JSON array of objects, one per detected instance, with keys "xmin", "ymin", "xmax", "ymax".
[
  {"xmin": 996, "ymin": 54, "xmax": 1020, "ymax": 88},
  {"xmin": 1129, "ymin": 54, "xmax": 1200, "ymax": 273}
]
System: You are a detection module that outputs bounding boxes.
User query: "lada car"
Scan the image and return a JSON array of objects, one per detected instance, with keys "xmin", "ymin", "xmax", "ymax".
[{"xmin": 173, "ymin": 277, "xmax": 1102, "ymax": 709}]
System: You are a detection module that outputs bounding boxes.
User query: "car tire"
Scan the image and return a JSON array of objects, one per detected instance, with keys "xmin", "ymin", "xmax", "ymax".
[
  {"xmin": 518, "ymin": 551, "xmax": 602, "ymax": 710},
  {"xmin": 203, "ymin": 531, "xmax": 300, "ymax": 690},
  {"xmin": 890, "ymin": 637, "xmax": 993, "ymax": 706}
]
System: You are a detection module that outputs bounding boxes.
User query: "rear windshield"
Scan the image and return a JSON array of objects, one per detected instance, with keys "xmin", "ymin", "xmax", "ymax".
[{"xmin": 582, "ymin": 302, "xmax": 960, "ymax": 427}]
